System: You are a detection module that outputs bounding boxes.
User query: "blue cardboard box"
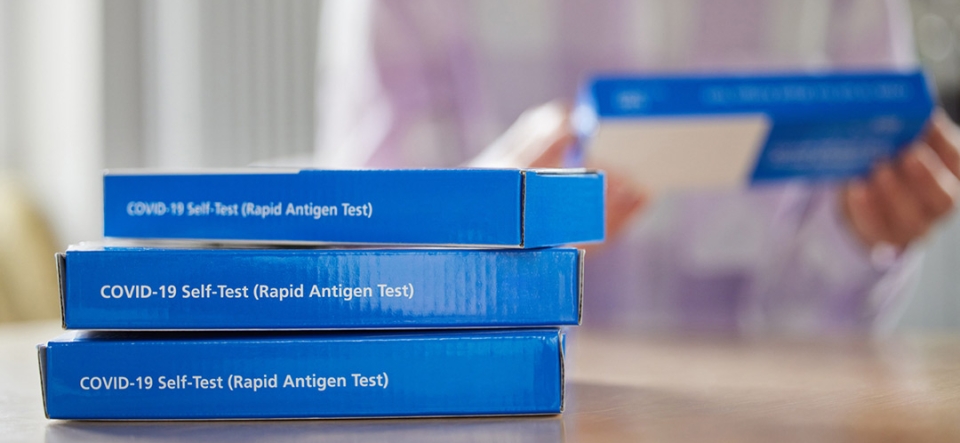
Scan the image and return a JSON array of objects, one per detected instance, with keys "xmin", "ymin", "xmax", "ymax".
[
  {"xmin": 576, "ymin": 71, "xmax": 934, "ymax": 190},
  {"xmin": 39, "ymin": 329, "xmax": 565, "ymax": 420},
  {"xmin": 103, "ymin": 169, "xmax": 605, "ymax": 247},
  {"xmin": 58, "ymin": 244, "xmax": 583, "ymax": 330}
]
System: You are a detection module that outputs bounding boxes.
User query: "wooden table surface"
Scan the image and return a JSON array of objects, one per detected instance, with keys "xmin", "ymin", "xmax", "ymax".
[{"xmin": 2, "ymin": 321, "xmax": 959, "ymax": 442}]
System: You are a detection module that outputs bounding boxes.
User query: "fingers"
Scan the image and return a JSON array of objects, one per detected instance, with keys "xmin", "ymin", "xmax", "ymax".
[
  {"xmin": 873, "ymin": 162, "xmax": 930, "ymax": 245},
  {"xmin": 843, "ymin": 181, "xmax": 887, "ymax": 248},
  {"xmin": 923, "ymin": 110, "xmax": 960, "ymax": 178},
  {"xmin": 575, "ymin": 173, "xmax": 648, "ymax": 253},
  {"xmin": 844, "ymin": 109, "xmax": 960, "ymax": 250},
  {"xmin": 604, "ymin": 171, "xmax": 648, "ymax": 240},
  {"xmin": 572, "ymin": 170, "xmax": 649, "ymax": 253},
  {"xmin": 844, "ymin": 142, "xmax": 960, "ymax": 250},
  {"xmin": 900, "ymin": 144, "xmax": 959, "ymax": 218}
]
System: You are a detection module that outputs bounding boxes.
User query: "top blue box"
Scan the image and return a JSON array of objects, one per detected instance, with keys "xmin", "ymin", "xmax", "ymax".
[
  {"xmin": 576, "ymin": 71, "xmax": 934, "ymax": 189},
  {"xmin": 104, "ymin": 169, "xmax": 605, "ymax": 247}
]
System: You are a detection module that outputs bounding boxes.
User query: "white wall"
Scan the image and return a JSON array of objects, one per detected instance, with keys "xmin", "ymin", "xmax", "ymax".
[{"xmin": 0, "ymin": 0, "xmax": 104, "ymax": 248}]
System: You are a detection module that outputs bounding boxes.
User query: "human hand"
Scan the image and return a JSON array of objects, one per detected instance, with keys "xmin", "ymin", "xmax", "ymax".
[
  {"xmin": 467, "ymin": 101, "xmax": 576, "ymax": 169},
  {"xmin": 843, "ymin": 109, "xmax": 960, "ymax": 251},
  {"xmin": 468, "ymin": 101, "xmax": 649, "ymax": 242}
]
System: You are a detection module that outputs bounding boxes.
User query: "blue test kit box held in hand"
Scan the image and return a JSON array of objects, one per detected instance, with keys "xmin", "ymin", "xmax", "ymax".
[
  {"xmin": 57, "ymin": 244, "xmax": 583, "ymax": 330},
  {"xmin": 103, "ymin": 168, "xmax": 605, "ymax": 247},
  {"xmin": 39, "ymin": 329, "xmax": 565, "ymax": 420},
  {"xmin": 576, "ymin": 71, "xmax": 935, "ymax": 190}
]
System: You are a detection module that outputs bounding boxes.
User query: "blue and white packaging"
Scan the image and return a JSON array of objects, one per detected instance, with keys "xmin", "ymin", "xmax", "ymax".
[
  {"xmin": 58, "ymin": 244, "xmax": 583, "ymax": 330},
  {"xmin": 103, "ymin": 169, "xmax": 604, "ymax": 247},
  {"xmin": 576, "ymin": 71, "xmax": 934, "ymax": 190},
  {"xmin": 39, "ymin": 329, "xmax": 564, "ymax": 420}
]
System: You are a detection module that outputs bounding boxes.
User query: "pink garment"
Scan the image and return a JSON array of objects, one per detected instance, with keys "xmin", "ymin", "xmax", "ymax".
[{"xmin": 315, "ymin": 0, "xmax": 920, "ymax": 334}]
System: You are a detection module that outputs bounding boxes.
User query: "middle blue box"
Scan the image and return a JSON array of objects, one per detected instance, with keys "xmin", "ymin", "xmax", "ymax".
[{"xmin": 59, "ymin": 245, "xmax": 583, "ymax": 330}]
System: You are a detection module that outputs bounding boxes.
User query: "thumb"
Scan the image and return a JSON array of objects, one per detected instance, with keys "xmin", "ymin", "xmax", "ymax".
[
  {"xmin": 526, "ymin": 101, "xmax": 576, "ymax": 168},
  {"xmin": 604, "ymin": 170, "xmax": 649, "ymax": 240},
  {"xmin": 469, "ymin": 100, "xmax": 575, "ymax": 168}
]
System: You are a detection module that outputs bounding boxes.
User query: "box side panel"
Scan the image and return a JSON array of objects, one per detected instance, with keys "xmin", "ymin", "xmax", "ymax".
[
  {"xmin": 585, "ymin": 72, "xmax": 935, "ymax": 186},
  {"xmin": 103, "ymin": 170, "xmax": 522, "ymax": 246},
  {"xmin": 56, "ymin": 253, "xmax": 67, "ymax": 329},
  {"xmin": 749, "ymin": 112, "xmax": 932, "ymax": 182},
  {"xmin": 62, "ymin": 248, "xmax": 580, "ymax": 330},
  {"xmin": 43, "ymin": 330, "xmax": 562, "ymax": 419},
  {"xmin": 522, "ymin": 172, "xmax": 604, "ymax": 248},
  {"xmin": 38, "ymin": 344, "xmax": 49, "ymax": 418}
]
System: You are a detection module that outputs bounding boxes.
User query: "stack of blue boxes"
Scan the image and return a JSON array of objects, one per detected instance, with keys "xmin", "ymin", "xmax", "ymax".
[{"xmin": 39, "ymin": 168, "xmax": 604, "ymax": 419}]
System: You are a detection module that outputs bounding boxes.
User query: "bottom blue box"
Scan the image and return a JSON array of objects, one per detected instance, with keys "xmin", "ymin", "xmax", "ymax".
[{"xmin": 40, "ymin": 329, "xmax": 564, "ymax": 420}]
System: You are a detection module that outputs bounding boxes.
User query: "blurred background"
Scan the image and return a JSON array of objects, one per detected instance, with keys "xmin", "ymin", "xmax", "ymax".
[{"xmin": 0, "ymin": 0, "xmax": 957, "ymax": 329}]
